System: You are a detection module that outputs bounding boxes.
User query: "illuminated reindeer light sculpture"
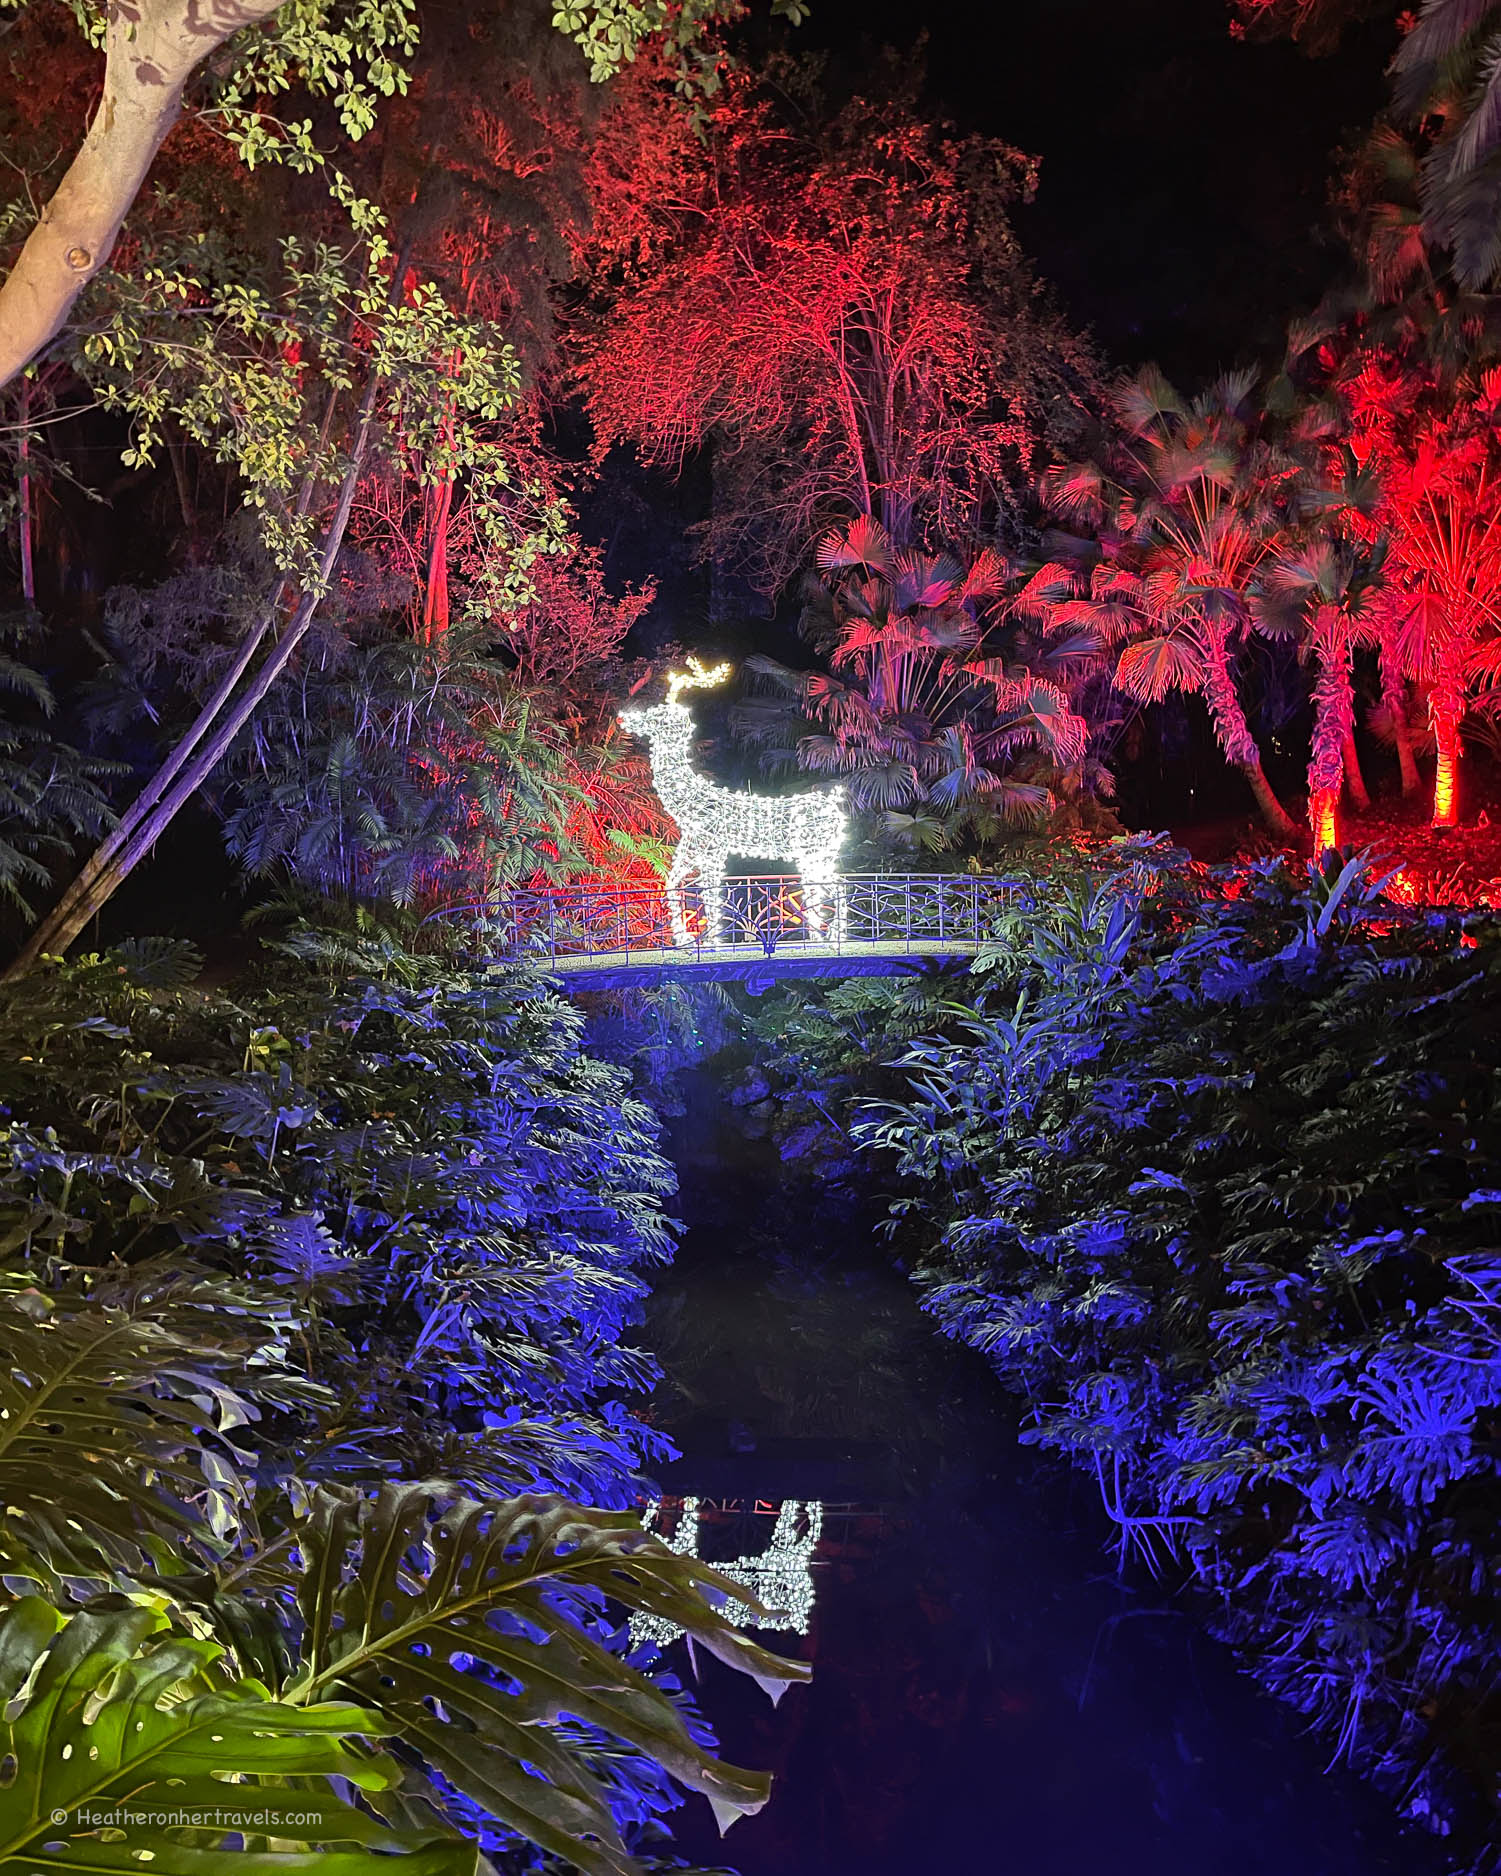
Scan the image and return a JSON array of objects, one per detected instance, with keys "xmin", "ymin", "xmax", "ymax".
[{"xmin": 619, "ymin": 659, "xmax": 849, "ymax": 947}]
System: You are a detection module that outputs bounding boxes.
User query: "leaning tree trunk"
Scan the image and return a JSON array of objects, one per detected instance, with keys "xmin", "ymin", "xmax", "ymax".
[
  {"xmin": 0, "ymin": 0, "xmax": 291, "ymax": 393},
  {"xmin": 16, "ymin": 383, "xmax": 35, "ymax": 606},
  {"xmin": 1201, "ymin": 628, "xmax": 1297, "ymax": 836},
  {"xmin": 4, "ymin": 364, "xmax": 384, "ymax": 976}
]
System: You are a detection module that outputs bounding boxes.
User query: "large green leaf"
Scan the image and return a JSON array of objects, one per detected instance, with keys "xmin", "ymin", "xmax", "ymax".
[
  {"xmin": 0, "ymin": 1278, "xmax": 322, "ymax": 1591},
  {"xmin": 288, "ymin": 1485, "xmax": 812, "ymax": 1876},
  {"xmin": 0, "ymin": 1597, "xmax": 470, "ymax": 1876}
]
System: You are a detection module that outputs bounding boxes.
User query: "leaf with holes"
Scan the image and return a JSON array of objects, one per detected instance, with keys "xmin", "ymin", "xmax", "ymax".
[
  {"xmin": 286, "ymin": 1484, "xmax": 811, "ymax": 1876},
  {"xmin": 0, "ymin": 1597, "xmax": 469, "ymax": 1876},
  {"xmin": 0, "ymin": 1276, "xmax": 323, "ymax": 1592}
]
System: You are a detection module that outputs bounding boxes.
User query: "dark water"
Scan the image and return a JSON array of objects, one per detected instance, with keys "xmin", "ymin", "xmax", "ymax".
[{"xmin": 642, "ymin": 1089, "xmax": 1455, "ymax": 1876}]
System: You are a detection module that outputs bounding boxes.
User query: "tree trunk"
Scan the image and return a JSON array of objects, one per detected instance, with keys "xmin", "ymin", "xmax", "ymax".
[
  {"xmin": 1201, "ymin": 628, "xmax": 1297, "ymax": 835},
  {"xmin": 1306, "ymin": 617, "xmax": 1353, "ymax": 844},
  {"xmin": 0, "ymin": 0, "xmax": 291, "ymax": 393},
  {"xmin": 1379, "ymin": 626, "xmax": 1419, "ymax": 795},
  {"xmin": 1432, "ymin": 702, "xmax": 1461, "ymax": 828},
  {"xmin": 166, "ymin": 426, "xmax": 197, "ymax": 546},
  {"xmin": 421, "ymin": 468, "xmax": 454, "ymax": 638},
  {"xmin": 1392, "ymin": 710, "xmax": 1420, "ymax": 797},
  {"xmin": 17, "ymin": 383, "xmax": 34, "ymax": 606},
  {"xmin": 1309, "ymin": 787, "xmax": 1339, "ymax": 856},
  {"xmin": 1341, "ymin": 732, "xmax": 1371, "ymax": 811},
  {"xmin": 5, "ymin": 351, "xmax": 385, "ymax": 976},
  {"xmin": 1237, "ymin": 756, "xmax": 1298, "ymax": 838}
]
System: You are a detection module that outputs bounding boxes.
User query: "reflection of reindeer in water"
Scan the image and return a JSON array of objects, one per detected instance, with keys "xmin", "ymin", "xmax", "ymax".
[
  {"xmin": 630, "ymin": 1498, "xmax": 824, "ymax": 1645},
  {"xmin": 619, "ymin": 659, "xmax": 848, "ymax": 946}
]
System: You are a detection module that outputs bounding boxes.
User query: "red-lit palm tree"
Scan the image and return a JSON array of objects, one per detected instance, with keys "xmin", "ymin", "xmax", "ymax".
[
  {"xmin": 1032, "ymin": 370, "xmax": 1300, "ymax": 835},
  {"xmin": 1252, "ymin": 538, "xmax": 1385, "ymax": 851},
  {"xmin": 1342, "ymin": 361, "xmax": 1501, "ymax": 825},
  {"xmin": 746, "ymin": 513, "xmax": 1094, "ymax": 841}
]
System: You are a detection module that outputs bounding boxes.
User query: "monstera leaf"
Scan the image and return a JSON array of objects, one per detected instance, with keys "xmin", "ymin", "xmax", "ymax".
[
  {"xmin": 285, "ymin": 1485, "xmax": 811, "ymax": 1876},
  {"xmin": 0, "ymin": 1277, "xmax": 322, "ymax": 1591},
  {"xmin": 0, "ymin": 1598, "xmax": 468, "ymax": 1876}
]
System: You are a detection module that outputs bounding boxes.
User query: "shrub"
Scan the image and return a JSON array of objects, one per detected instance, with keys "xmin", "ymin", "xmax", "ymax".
[{"xmin": 855, "ymin": 854, "xmax": 1501, "ymax": 1836}]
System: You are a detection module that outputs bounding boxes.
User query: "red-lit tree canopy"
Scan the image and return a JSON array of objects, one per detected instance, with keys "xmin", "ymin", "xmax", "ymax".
[
  {"xmin": 579, "ymin": 64, "xmax": 1097, "ymax": 591},
  {"xmin": 1030, "ymin": 370, "xmax": 1307, "ymax": 834},
  {"xmin": 1337, "ymin": 356, "xmax": 1501, "ymax": 824}
]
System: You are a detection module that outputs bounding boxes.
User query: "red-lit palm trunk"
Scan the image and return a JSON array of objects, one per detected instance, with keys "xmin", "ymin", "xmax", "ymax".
[
  {"xmin": 1378, "ymin": 623, "xmax": 1421, "ymax": 796},
  {"xmin": 1307, "ymin": 612, "xmax": 1355, "ymax": 853},
  {"xmin": 1430, "ymin": 663, "xmax": 1464, "ymax": 827},
  {"xmin": 1341, "ymin": 731, "xmax": 1371, "ymax": 811},
  {"xmin": 1202, "ymin": 626, "xmax": 1297, "ymax": 835}
]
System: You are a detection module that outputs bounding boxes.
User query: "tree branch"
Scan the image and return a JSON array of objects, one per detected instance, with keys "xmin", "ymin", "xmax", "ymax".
[{"xmin": 0, "ymin": 0, "xmax": 289, "ymax": 392}]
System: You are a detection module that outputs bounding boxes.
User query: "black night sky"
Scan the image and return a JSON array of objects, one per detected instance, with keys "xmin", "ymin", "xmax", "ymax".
[{"xmin": 799, "ymin": 0, "xmax": 1393, "ymax": 380}]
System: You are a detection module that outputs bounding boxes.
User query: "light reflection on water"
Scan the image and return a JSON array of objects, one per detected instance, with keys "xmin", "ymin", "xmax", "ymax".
[
  {"xmin": 631, "ymin": 1497, "xmax": 825, "ymax": 1647},
  {"xmin": 638, "ymin": 1083, "xmax": 1460, "ymax": 1876}
]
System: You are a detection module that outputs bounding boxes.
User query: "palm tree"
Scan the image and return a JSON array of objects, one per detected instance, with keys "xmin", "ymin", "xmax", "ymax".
[
  {"xmin": 1252, "ymin": 539, "xmax": 1385, "ymax": 850},
  {"xmin": 1235, "ymin": 0, "xmax": 1501, "ymax": 288},
  {"xmin": 1341, "ymin": 367, "xmax": 1501, "ymax": 825},
  {"xmin": 1279, "ymin": 140, "xmax": 1501, "ymax": 811},
  {"xmin": 1390, "ymin": 0, "xmax": 1501, "ymax": 289},
  {"xmin": 1035, "ymin": 370, "xmax": 1299, "ymax": 835},
  {"xmin": 745, "ymin": 514, "xmax": 1094, "ymax": 844}
]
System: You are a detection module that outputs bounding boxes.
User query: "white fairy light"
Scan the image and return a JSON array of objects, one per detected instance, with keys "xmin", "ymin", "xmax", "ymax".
[
  {"xmin": 630, "ymin": 1498, "xmax": 824, "ymax": 1649},
  {"xmin": 619, "ymin": 661, "xmax": 849, "ymax": 946}
]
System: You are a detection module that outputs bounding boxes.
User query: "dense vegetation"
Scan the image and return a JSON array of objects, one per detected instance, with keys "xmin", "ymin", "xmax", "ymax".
[
  {"xmin": 730, "ymin": 846, "xmax": 1501, "ymax": 1843},
  {"xmin": 0, "ymin": 927, "xmax": 808, "ymax": 1873},
  {"xmin": 6, "ymin": 0, "xmax": 1501, "ymax": 1865}
]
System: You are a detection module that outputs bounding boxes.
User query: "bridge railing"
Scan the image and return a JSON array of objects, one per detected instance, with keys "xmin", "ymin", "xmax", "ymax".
[{"xmin": 441, "ymin": 873, "xmax": 1025, "ymax": 964}]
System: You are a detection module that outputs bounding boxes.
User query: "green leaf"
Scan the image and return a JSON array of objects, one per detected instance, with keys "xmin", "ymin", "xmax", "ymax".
[
  {"xmin": 0, "ymin": 1280, "xmax": 321, "ymax": 1591},
  {"xmin": 288, "ymin": 1485, "xmax": 811, "ymax": 1876},
  {"xmin": 0, "ymin": 1597, "xmax": 470, "ymax": 1876}
]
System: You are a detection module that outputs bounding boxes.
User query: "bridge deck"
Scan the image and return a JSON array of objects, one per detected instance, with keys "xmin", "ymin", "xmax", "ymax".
[
  {"xmin": 522, "ymin": 937, "xmax": 977, "ymax": 989},
  {"xmin": 439, "ymin": 872, "xmax": 1015, "ymax": 986}
]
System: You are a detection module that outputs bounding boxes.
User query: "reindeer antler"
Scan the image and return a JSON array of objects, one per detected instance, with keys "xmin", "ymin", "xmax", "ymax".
[{"xmin": 665, "ymin": 656, "xmax": 733, "ymax": 708}]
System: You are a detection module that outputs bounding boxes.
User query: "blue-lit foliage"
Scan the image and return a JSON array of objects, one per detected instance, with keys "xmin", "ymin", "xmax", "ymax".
[
  {"xmin": 0, "ymin": 928, "xmax": 677, "ymax": 1504},
  {"xmin": 0, "ymin": 929, "xmax": 730, "ymax": 1869},
  {"xmin": 849, "ymin": 854, "xmax": 1501, "ymax": 1835}
]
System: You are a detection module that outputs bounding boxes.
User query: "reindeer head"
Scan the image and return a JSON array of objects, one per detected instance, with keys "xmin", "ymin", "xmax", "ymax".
[{"xmin": 617, "ymin": 657, "xmax": 732, "ymax": 744}]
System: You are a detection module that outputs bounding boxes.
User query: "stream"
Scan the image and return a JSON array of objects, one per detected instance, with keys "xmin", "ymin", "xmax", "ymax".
[{"xmin": 640, "ymin": 1082, "xmax": 1453, "ymax": 1876}]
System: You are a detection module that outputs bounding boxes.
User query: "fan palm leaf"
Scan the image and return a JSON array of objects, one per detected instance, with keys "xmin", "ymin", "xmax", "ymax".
[{"xmin": 1115, "ymin": 635, "xmax": 1207, "ymax": 702}]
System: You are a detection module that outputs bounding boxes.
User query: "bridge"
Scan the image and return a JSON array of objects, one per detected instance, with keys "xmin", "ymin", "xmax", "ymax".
[{"xmin": 440, "ymin": 872, "xmax": 1018, "ymax": 987}]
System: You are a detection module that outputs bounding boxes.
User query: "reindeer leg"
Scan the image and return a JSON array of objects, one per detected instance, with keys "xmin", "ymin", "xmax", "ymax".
[
  {"xmin": 665, "ymin": 844, "xmax": 694, "ymax": 948},
  {"xmin": 796, "ymin": 856, "xmax": 829, "ymax": 941},
  {"xmin": 697, "ymin": 850, "xmax": 726, "ymax": 948},
  {"xmin": 800, "ymin": 839, "xmax": 846, "ymax": 942}
]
